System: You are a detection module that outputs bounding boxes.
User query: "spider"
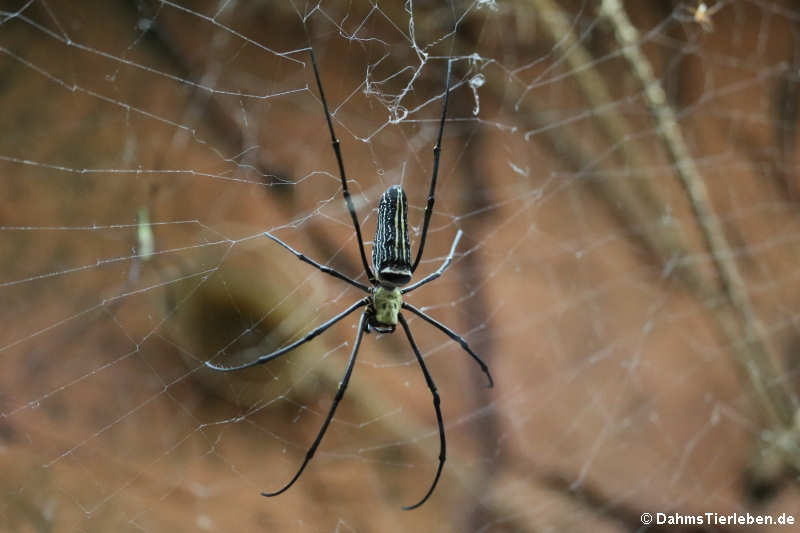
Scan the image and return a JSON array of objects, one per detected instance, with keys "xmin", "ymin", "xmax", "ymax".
[
  {"xmin": 679, "ymin": 1, "xmax": 724, "ymax": 32},
  {"xmin": 205, "ymin": 45, "xmax": 493, "ymax": 510}
]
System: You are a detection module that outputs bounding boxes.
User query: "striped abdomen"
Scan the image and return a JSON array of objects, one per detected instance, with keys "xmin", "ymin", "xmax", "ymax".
[{"xmin": 373, "ymin": 185, "xmax": 412, "ymax": 287}]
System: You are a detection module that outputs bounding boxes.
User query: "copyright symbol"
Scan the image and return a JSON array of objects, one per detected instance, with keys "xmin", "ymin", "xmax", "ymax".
[{"xmin": 641, "ymin": 513, "xmax": 653, "ymax": 525}]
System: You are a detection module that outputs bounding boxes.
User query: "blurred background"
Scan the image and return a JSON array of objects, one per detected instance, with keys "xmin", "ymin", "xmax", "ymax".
[{"xmin": 2, "ymin": 0, "xmax": 800, "ymax": 531}]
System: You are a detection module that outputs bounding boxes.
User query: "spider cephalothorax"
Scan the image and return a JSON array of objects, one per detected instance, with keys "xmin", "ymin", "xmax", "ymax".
[
  {"xmin": 369, "ymin": 285, "xmax": 402, "ymax": 332},
  {"xmin": 205, "ymin": 42, "xmax": 493, "ymax": 510}
]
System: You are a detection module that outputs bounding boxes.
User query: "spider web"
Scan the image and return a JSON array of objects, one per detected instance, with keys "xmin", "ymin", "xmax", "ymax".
[{"xmin": 2, "ymin": 0, "xmax": 800, "ymax": 531}]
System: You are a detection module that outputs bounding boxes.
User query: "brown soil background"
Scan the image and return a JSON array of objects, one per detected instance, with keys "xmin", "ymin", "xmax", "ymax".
[{"xmin": 1, "ymin": 1, "xmax": 800, "ymax": 531}]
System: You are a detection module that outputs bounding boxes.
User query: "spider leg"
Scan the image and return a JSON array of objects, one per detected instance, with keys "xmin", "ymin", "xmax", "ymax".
[
  {"xmin": 402, "ymin": 229, "xmax": 462, "ymax": 294},
  {"xmin": 412, "ymin": 59, "xmax": 452, "ymax": 273},
  {"xmin": 205, "ymin": 299, "xmax": 368, "ymax": 371},
  {"xmin": 262, "ymin": 311, "xmax": 368, "ymax": 497},
  {"xmin": 398, "ymin": 314, "xmax": 445, "ymax": 510},
  {"xmin": 402, "ymin": 303, "xmax": 493, "ymax": 388},
  {"xmin": 307, "ymin": 45, "xmax": 376, "ymax": 284},
  {"xmin": 265, "ymin": 232, "xmax": 370, "ymax": 293}
]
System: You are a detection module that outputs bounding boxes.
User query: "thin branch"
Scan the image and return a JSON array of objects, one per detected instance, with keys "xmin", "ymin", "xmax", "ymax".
[{"xmin": 599, "ymin": 0, "xmax": 792, "ymax": 429}]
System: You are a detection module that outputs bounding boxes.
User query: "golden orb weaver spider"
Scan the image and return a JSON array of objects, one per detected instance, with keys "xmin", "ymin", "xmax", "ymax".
[{"xmin": 205, "ymin": 43, "xmax": 493, "ymax": 510}]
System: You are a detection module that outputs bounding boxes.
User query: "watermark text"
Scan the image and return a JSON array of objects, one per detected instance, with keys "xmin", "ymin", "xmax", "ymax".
[{"xmin": 640, "ymin": 512, "xmax": 794, "ymax": 527}]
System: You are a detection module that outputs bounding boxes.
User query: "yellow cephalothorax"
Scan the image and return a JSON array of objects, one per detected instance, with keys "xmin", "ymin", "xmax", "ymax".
[{"xmin": 372, "ymin": 286, "xmax": 402, "ymax": 328}]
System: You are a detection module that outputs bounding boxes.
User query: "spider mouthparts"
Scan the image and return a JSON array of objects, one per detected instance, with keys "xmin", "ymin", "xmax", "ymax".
[{"xmin": 368, "ymin": 323, "xmax": 396, "ymax": 334}]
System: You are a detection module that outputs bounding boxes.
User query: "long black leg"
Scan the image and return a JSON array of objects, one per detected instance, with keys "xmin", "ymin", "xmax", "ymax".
[
  {"xmin": 402, "ymin": 302, "xmax": 493, "ymax": 387},
  {"xmin": 398, "ymin": 314, "xmax": 445, "ymax": 510},
  {"xmin": 411, "ymin": 59, "xmax": 452, "ymax": 273},
  {"xmin": 308, "ymin": 45, "xmax": 376, "ymax": 284},
  {"xmin": 262, "ymin": 312, "xmax": 368, "ymax": 497},
  {"xmin": 205, "ymin": 299, "xmax": 368, "ymax": 371},
  {"xmin": 403, "ymin": 229, "xmax": 462, "ymax": 294},
  {"xmin": 265, "ymin": 232, "xmax": 370, "ymax": 293}
]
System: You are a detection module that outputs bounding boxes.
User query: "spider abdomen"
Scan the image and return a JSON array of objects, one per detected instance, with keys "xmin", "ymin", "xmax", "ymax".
[{"xmin": 373, "ymin": 185, "xmax": 412, "ymax": 287}]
